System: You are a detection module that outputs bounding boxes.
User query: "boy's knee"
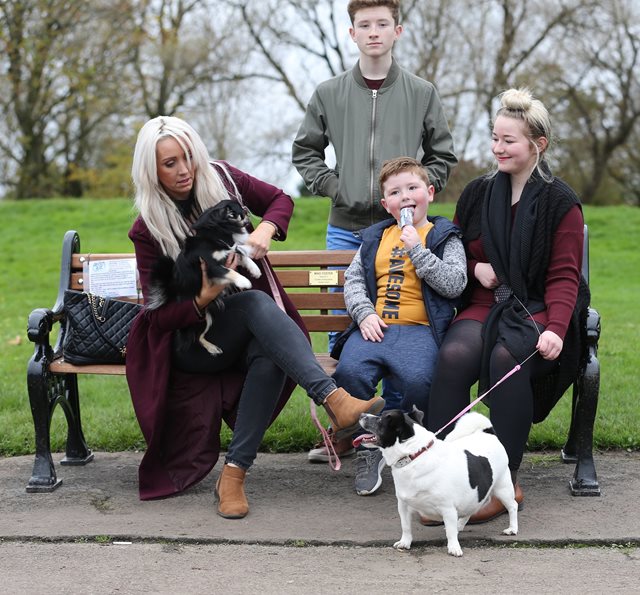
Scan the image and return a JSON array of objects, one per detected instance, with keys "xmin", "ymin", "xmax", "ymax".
[{"xmin": 332, "ymin": 362, "xmax": 354, "ymax": 386}]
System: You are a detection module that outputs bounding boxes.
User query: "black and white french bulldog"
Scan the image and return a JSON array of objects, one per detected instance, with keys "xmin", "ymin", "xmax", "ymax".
[{"xmin": 357, "ymin": 408, "xmax": 518, "ymax": 557}]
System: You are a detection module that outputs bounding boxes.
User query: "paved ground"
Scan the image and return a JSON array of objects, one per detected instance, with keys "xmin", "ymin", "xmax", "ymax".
[{"xmin": 1, "ymin": 450, "xmax": 639, "ymax": 594}]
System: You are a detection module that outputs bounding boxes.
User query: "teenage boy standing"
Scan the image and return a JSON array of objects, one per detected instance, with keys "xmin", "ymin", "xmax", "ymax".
[{"xmin": 292, "ymin": 0, "xmax": 457, "ymax": 468}]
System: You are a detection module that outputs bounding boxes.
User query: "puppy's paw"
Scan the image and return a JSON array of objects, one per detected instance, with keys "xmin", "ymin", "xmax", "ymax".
[
  {"xmin": 201, "ymin": 341, "xmax": 223, "ymax": 355},
  {"xmin": 233, "ymin": 274, "xmax": 253, "ymax": 289},
  {"xmin": 447, "ymin": 543, "xmax": 463, "ymax": 557},
  {"xmin": 244, "ymin": 260, "xmax": 262, "ymax": 279},
  {"xmin": 393, "ymin": 540, "xmax": 412, "ymax": 551},
  {"xmin": 502, "ymin": 527, "xmax": 518, "ymax": 536}
]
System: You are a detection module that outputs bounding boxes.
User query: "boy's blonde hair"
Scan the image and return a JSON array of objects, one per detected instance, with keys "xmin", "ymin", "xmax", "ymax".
[
  {"xmin": 347, "ymin": 0, "xmax": 401, "ymax": 25},
  {"xmin": 379, "ymin": 157, "xmax": 429, "ymax": 194}
]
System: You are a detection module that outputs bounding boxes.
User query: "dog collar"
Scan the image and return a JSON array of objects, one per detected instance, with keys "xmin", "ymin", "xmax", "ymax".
[{"xmin": 393, "ymin": 439, "xmax": 435, "ymax": 468}]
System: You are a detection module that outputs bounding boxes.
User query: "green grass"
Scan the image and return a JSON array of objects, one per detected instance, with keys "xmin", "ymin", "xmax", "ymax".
[{"xmin": 0, "ymin": 198, "xmax": 638, "ymax": 456}]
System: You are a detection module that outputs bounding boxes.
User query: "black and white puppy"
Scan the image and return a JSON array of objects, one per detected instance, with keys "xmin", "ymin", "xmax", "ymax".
[
  {"xmin": 357, "ymin": 408, "xmax": 518, "ymax": 557},
  {"xmin": 148, "ymin": 199, "xmax": 261, "ymax": 355}
]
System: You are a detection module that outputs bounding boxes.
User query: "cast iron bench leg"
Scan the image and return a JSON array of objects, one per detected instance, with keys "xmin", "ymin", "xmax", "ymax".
[
  {"xmin": 562, "ymin": 307, "xmax": 601, "ymax": 496},
  {"xmin": 26, "ymin": 354, "xmax": 62, "ymax": 492},
  {"xmin": 59, "ymin": 373, "xmax": 94, "ymax": 466}
]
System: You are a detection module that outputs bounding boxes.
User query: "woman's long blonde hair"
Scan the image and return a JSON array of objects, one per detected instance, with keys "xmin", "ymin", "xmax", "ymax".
[{"xmin": 131, "ymin": 116, "xmax": 239, "ymax": 259}]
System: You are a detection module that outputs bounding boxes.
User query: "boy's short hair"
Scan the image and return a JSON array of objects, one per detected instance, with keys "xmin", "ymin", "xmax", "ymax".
[
  {"xmin": 347, "ymin": 0, "xmax": 401, "ymax": 25},
  {"xmin": 379, "ymin": 157, "xmax": 430, "ymax": 194}
]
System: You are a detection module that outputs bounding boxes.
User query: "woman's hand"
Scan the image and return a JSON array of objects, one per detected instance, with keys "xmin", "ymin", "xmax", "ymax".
[
  {"xmin": 358, "ymin": 313, "xmax": 388, "ymax": 342},
  {"xmin": 474, "ymin": 262, "xmax": 499, "ymax": 289},
  {"xmin": 247, "ymin": 221, "xmax": 277, "ymax": 259},
  {"xmin": 537, "ymin": 330, "xmax": 563, "ymax": 360},
  {"xmin": 194, "ymin": 258, "xmax": 231, "ymax": 310}
]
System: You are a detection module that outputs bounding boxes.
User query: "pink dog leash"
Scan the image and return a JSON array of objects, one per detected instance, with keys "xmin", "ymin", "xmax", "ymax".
[
  {"xmin": 434, "ymin": 349, "xmax": 539, "ymax": 437},
  {"xmin": 309, "ymin": 401, "xmax": 341, "ymax": 471}
]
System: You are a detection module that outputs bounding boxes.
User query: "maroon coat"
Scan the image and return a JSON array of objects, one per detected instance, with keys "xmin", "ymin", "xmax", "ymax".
[{"xmin": 126, "ymin": 163, "xmax": 306, "ymax": 500}]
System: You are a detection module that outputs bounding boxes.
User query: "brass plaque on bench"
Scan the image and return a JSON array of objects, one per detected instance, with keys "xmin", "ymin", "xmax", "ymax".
[{"xmin": 308, "ymin": 270, "xmax": 339, "ymax": 286}]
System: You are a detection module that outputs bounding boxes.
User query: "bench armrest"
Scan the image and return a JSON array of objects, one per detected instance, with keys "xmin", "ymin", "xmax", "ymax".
[{"xmin": 27, "ymin": 307, "xmax": 63, "ymax": 358}]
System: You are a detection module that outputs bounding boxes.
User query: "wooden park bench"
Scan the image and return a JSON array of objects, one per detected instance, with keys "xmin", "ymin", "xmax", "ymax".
[{"xmin": 26, "ymin": 228, "xmax": 602, "ymax": 496}]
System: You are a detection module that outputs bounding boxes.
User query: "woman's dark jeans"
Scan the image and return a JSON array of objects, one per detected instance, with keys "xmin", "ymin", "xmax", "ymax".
[{"xmin": 172, "ymin": 290, "xmax": 337, "ymax": 469}]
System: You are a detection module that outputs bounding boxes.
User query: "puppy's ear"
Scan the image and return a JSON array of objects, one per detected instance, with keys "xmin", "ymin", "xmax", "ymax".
[{"xmin": 408, "ymin": 405, "xmax": 425, "ymax": 426}]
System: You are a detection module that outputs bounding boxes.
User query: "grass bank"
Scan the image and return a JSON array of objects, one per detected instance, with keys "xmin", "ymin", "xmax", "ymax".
[{"xmin": 0, "ymin": 198, "xmax": 638, "ymax": 456}]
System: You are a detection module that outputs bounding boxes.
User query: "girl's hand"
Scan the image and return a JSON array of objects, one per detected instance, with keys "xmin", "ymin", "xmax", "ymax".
[
  {"xmin": 537, "ymin": 330, "xmax": 563, "ymax": 360},
  {"xmin": 359, "ymin": 314, "xmax": 388, "ymax": 342},
  {"xmin": 247, "ymin": 221, "xmax": 277, "ymax": 259},
  {"xmin": 474, "ymin": 262, "xmax": 499, "ymax": 289}
]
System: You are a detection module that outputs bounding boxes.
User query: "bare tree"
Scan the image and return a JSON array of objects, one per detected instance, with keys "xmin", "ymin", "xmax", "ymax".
[
  {"xmin": 1, "ymin": 0, "xmax": 636, "ymax": 202},
  {"xmin": 227, "ymin": 0, "xmax": 355, "ymax": 111},
  {"xmin": 0, "ymin": 0, "xmax": 82, "ymax": 198},
  {"xmin": 394, "ymin": 0, "xmax": 639, "ymax": 204},
  {"xmin": 129, "ymin": 0, "xmax": 251, "ymax": 118},
  {"xmin": 57, "ymin": 1, "xmax": 140, "ymax": 196},
  {"xmin": 551, "ymin": 0, "xmax": 640, "ymax": 203},
  {"xmin": 0, "ymin": 0, "xmax": 139, "ymax": 198}
]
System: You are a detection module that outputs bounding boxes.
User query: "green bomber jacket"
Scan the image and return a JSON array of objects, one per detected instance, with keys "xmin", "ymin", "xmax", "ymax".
[{"xmin": 292, "ymin": 59, "xmax": 457, "ymax": 231}]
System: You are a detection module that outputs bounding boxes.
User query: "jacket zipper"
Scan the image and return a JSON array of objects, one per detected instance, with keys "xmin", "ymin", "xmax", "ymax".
[{"xmin": 369, "ymin": 89, "xmax": 378, "ymax": 226}]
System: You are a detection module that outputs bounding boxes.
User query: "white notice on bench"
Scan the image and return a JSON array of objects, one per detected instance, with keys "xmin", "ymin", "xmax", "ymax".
[{"xmin": 86, "ymin": 258, "xmax": 138, "ymax": 298}]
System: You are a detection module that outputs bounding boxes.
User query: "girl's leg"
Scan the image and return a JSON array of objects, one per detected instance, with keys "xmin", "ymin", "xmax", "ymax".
[
  {"xmin": 467, "ymin": 342, "xmax": 554, "ymax": 525},
  {"xmin": 488, "ymin": 343, "xmax": 557, "ymax": 472},
  {"xmin": 427, "ymin": 320, "xmax": 483, "ymax": 435},
  {"xmin": 218, "ymin": 291, "xmax": 384, "ymax": 437}
]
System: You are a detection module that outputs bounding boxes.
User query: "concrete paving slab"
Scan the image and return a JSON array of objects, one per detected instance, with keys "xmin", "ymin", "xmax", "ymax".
[{"xmin": 2, "ymin": 451, "xmax": 638, "ymax": 547}]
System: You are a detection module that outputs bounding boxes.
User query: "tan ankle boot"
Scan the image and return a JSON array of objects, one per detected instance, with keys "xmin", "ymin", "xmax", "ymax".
[
  {"xmin": 323, "ymin": 388, "xmax": 385, "ymax": 440},
  {"xmin": 215, "ymin": 464, "xmax": 249, "ymax": 519},
  {"xmin": 468, "ymin": 483, "xmax": 524, "ymax": 525}
]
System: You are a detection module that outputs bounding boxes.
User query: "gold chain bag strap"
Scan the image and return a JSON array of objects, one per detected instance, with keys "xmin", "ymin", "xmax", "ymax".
[{"xmin": 62, "ymin": 290, "xmax": 142, "ymax": 365}]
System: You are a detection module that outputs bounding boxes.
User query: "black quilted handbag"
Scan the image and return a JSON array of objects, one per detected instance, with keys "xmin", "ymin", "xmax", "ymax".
[{"xmin": 62, "ymin": 290, "xmax": 142, "ymax": 365}]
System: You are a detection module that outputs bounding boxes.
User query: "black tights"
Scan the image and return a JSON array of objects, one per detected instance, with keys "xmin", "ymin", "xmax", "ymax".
[{"xmin": 428, "ymin": 320, "xmax": 557, "ymax": 472}]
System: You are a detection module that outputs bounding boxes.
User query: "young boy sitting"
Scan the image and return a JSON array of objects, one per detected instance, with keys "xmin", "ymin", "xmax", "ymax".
[{"xmin": 331, "ymin": 156, "xmax": 467, "ymax": 496}]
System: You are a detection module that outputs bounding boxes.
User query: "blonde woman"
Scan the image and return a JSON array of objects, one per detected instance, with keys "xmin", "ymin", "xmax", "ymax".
[
  {"xmin": 427, "ymin": 89, "xmax": 589, "ymax": 523},
  {"xmin": 127, "ymin": 116, "xmax": 383, "ymax": 518}
]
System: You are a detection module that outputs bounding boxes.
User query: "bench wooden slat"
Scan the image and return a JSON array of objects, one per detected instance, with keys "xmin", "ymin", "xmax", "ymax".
[
  {"xmin": 50, "ymin": 357, "xmax": 127, "ymax": 376},
  {"xmin": 287, "ymin": 293, "xmax": 346, "ymax": 309},
  {"xmin": 272, "ymin": 269, "xmax": 346, "ymax": 286},
  {"xmin": 49, "ymin": 354, "xmax": 340, "ymax": 376},
  {"xmin": 301, "ymin": 315, "xmax": 351, "ymax": 332},
  {"xmin": 267, "ymin": 250, "xmax": 355, "ymax": 267},
  {"xmin": 74, "ymin": 271, "xmax": 347, "ymax": 290},
  {"xmin": 70, "ymin": 250, "xmax": 356, "ymax": 269},
  {"xmin": 71, "ymin": 254, "xmax": 134, "ymax": 267},
  {"xmin": 70, "ymin": 252, "xmax": 352, "ymax": 291}
]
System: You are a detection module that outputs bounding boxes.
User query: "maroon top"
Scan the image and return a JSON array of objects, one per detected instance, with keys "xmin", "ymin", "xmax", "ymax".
[
  {"xmin": 455, "ymin": 204, "xmax": 584, "ymax": 340},
  {"xmin": 125, "ymin": 163, "xmax": 306, "ymax": 500}
]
